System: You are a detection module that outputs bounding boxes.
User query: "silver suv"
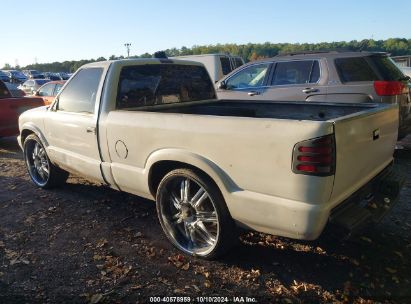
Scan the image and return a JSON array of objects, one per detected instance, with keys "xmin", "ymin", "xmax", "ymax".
[{"xmin": 216, "ymin": 51, "xmax": 411, "ymax": 139}]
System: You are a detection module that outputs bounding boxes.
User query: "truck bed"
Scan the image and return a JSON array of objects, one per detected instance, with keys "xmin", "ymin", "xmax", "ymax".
[{"xmin": 140, "ymin": 99, "xmax": 389, "ymax": 121}]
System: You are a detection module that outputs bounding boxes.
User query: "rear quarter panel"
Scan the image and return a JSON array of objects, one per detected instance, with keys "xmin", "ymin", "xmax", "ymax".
[{"xmin": 105, "ymin": 111, "xmax": 335, "ymax": 205}]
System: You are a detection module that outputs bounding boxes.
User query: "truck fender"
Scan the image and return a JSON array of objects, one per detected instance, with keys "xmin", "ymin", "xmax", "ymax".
[
  {"xmin": 20, "ymin": 122, "xmax": 49, "ymax": 147},
  {"xmin": 144, "ymin": 148, "xmax": 238, "ymax": 196}
]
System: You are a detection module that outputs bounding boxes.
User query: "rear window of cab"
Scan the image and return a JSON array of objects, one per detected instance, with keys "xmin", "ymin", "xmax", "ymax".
[{"xmin": 116, "ymin": 64, "xmax": 216, "ymax": 109}]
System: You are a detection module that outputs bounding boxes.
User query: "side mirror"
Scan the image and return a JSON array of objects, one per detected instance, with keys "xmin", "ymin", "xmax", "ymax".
[
  {"xmin": 217, "ymin": 81, "xmax": 227, "ymax": 90},
  {"xmin": 34, "ymin": 91, "xmax": 40, "ymax": 96}
]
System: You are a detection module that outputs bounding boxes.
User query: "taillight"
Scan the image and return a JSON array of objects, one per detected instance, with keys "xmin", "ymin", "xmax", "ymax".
[
  {"xmin": 292, "ymin": 134, "xmax": 335, "ymax": 176},
  {"xmin": 374, "ymin": 81, "xmax": 406, "ymax": 96}
]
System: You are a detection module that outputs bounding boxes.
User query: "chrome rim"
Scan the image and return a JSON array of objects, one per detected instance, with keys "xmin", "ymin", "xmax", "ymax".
[
  {"xmin": 159, "ymin": 176, "xmax": 219, "ymax": 256},
  {"xmin": 25, "ymin": 140, "xmax": 49, "ymax": 186}
]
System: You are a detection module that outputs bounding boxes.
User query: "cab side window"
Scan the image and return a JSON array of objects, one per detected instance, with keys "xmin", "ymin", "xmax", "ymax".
[
  {"xmin": 57, "ymin": 68, "xmax": 103, "ymax": 113},
  {"xmin": 226, "ymin": 64, "xmax": 270, "ymax": 89}
]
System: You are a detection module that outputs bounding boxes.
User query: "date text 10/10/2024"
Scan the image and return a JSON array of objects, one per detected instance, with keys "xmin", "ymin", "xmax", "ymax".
[{"xmin": 149, "ymin": 296, "xmax": 258, "ymax": 303}]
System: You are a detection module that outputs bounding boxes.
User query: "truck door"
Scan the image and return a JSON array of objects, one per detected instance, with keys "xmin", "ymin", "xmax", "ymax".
[{"xmin": 44, "ymin": 68, "xmax": 105, "ymax": 183}]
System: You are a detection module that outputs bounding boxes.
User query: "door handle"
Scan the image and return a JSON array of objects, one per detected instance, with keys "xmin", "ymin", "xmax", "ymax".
[
  {"xmin": 302, "ymin": 88, "xmax": 319, "ymax": 94},
  {"xmin": 248, "ymin": 91, "xmax": 260, "ymax": 96},
  {"xmin": 86, "ymin": 127, "xmax": 96, "ymax": 134}
]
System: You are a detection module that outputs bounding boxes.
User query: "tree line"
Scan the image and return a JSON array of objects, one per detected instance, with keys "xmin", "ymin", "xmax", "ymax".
[{"xmin": 3, "ymin": 38, "xmax": 410, "ymax": 73}]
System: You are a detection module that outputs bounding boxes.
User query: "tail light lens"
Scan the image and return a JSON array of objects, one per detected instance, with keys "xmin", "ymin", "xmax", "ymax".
[
  {"xmin": 374, "ymin": 81, "xmax": 406, "ymax": 96},
  {"xmin": 292, "ymin": 134, "xmax": 335, "ymax": 176}
]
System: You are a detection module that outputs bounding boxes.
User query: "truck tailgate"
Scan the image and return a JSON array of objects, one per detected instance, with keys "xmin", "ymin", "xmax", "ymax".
[{"xmin": 330, "ymin": 104, "xmax": 398, "ymax": 204}]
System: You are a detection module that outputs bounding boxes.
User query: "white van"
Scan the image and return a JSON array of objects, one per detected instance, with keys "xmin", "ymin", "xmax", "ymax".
[{"xmin": 171, "ymin": 54, "xmax": 244, "ymax": 83}]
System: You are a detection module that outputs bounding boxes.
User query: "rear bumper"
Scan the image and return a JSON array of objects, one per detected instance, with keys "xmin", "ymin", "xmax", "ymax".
[
  {"xmin": 227, "ymin": 164, "xmax": 405, "ymax": 240},
  {"xmin": 329, "ymin": 164, "xmax": 406, "ymax": 233}
]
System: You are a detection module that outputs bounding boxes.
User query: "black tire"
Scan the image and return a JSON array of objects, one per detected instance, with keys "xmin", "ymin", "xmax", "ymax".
[
  {"xmin": 23, "ymin": 134, "xmax": 69, "ymax": 189},
  {"xmin": 156, "ymin": 168, "xmax": 237, "ymax": 259}
]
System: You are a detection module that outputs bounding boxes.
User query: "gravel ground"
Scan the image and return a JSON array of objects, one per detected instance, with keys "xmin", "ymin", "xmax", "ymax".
[{"xmin": 0, "ymin": 136, "xmax": 410, "ymax": 304}]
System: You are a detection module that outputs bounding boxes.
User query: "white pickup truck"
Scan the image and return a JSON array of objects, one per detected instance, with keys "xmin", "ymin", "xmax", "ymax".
[{"xmin": 18, "ymin": 59, "xmax": 405, "ymax": 258}]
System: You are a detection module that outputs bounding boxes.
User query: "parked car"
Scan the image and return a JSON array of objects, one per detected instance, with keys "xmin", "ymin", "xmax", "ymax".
[
  {"xmin": 23, "ymin": 70, "xmax": 45, "ymax": 79},
  {"xmin": 216, "ymin": 51, "xmax": 411, "ymax": 139},
  {"xmin": 0, "ymin": 70, "xmax": 10, "ymax": 82},
  {"xmin": 3, "ymin": 70, "xmax": 27, "ymax": 84},
  {"xmin": 43, "ymin": 72, "xmax": 61, "ymax": 81},
  {"xmin": 4, "ymin": 82, "xmax": 26, "ymax": 97},
  {"xmin": 171, "ymin": 53, "xmax": 244, "ymax": 83},
  {"xmin": 31, "ymin": 80, "xmax": 65, "ymax": 105},
  {"xmin": 0, "ymin": 80, "xmax": 43, "ymax": 138},
  {"xmin": 56, "ymin": 72, "xmax": 70, "ymax": 80},
  {"xmin": 18, "ymin": 79, "xmax": 50, "ymax": 95},
  {"xmin": 400, "ymin": 67, "xmax": 411, "ymax": 78},
  {"xmin": 18, "ymin": 59, "xmax": 404, "ymax": 258}
]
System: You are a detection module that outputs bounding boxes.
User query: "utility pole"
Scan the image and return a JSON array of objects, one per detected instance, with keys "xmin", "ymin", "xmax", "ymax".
[{"xmin": 124, "ymin": 43, "xmax": 131, "ymax": 58}]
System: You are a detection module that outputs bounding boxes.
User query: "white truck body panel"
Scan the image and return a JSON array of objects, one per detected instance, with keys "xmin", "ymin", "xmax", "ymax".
[{"xmin": 18, "ymin": 59, "xmax": 401, "ymax": 241}]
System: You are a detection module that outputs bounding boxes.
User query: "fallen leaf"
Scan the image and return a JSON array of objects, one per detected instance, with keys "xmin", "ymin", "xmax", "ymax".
[
  {"xmin": 96, "ymin": 239, "xmax": 108, "ymax": 248},
  {"xmin": 89, "ymin": 293, "xmax": 103, "ymax": 304},
  {"xmin": 368, "ymin": 202, "xmax": 378, "ymax": 209},
  {"xmin": 385, "ymin": 267, "xmax": 397, "ymax": 274},
  {"xmin": 181, "ymin": 263, "xmax": 190, "ymax": 271},
  {"xmin": 351, "ymin": 259, "xmax": 360, "ymax": 266},
  {"xmin": 394, "ymin": 251, "xmax": 403, "ymax": 258},
  {"xmin": 360, "ymin": 236, "xmax": 372, "ymax": 243},
  {"xmin": 204, "ymin": 280, "xmax": 211, "ymax": 288},
  {"xmin": 173, "ymin": 288, "xmax": 185, "ymax": 293},
  {"xmin": 192, "ymin": 284, "xmax": 201, "ymax": 292},
  {"xmin": 392, "ymin": 276, "xmax": 400, "ymax": 284},
  {"xmin": 93, "ymin": 255, "xmax": 102, "ymax": 261},
  {"xmin": 131, "ymin": 284, "xmax": 143, "ymax": 289}
]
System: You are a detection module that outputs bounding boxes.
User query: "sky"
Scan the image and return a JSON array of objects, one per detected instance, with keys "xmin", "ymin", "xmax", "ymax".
[{"xmin": 0, "ymin": 0, "xmax": 410, "ymax": 68}]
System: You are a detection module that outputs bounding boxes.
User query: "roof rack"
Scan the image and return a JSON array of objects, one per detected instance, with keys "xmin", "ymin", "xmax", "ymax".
[{"xmin": 276, "ymin": 48, "xmax": 355, "ymax": 56}]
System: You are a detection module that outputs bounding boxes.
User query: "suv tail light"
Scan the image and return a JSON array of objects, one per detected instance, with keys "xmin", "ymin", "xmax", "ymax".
[
  {"xmin": 292, "ymin": 134, "xmax": 335, "ymax": 176},
  {"xmin": 374, "ymin": 81, "xmax": 406, "ymax": 96}
]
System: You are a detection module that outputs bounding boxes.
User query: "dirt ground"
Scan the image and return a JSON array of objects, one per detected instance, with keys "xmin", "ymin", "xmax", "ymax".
[{"xmin": 0, "ymin": 136, "xmax": 410, "ymax": 304}]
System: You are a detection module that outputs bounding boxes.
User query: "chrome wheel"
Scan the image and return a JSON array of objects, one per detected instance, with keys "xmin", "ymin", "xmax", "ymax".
[
  {"xmin": 158, "ymin": 174, "xmax": 220, "ymax": 256},
  {"xmin": 25, "ymin": 140, "xmax": 50, "ymax": 186}
]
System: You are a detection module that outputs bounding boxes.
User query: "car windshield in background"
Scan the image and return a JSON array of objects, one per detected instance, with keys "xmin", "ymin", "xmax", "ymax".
[
  {"xmin": 369, "ymin": 56, "xmax": 405, "ymax": 81},
  {"xmin": 220, "ymin": 57, "xmax": 232, "ymax": 75},
  {"xmin": 116, "ymin": 64, "xmax": 216, "ymax": 109}
]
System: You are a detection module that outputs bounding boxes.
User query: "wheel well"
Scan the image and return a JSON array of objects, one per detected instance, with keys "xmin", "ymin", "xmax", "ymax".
[
  {"xmin": 21, "ymin": 129, "xmax": 35, "ymax": 144},
  {"xmin": 148, "ymin": 160, "xmax": 219, "ymax": 198}
]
